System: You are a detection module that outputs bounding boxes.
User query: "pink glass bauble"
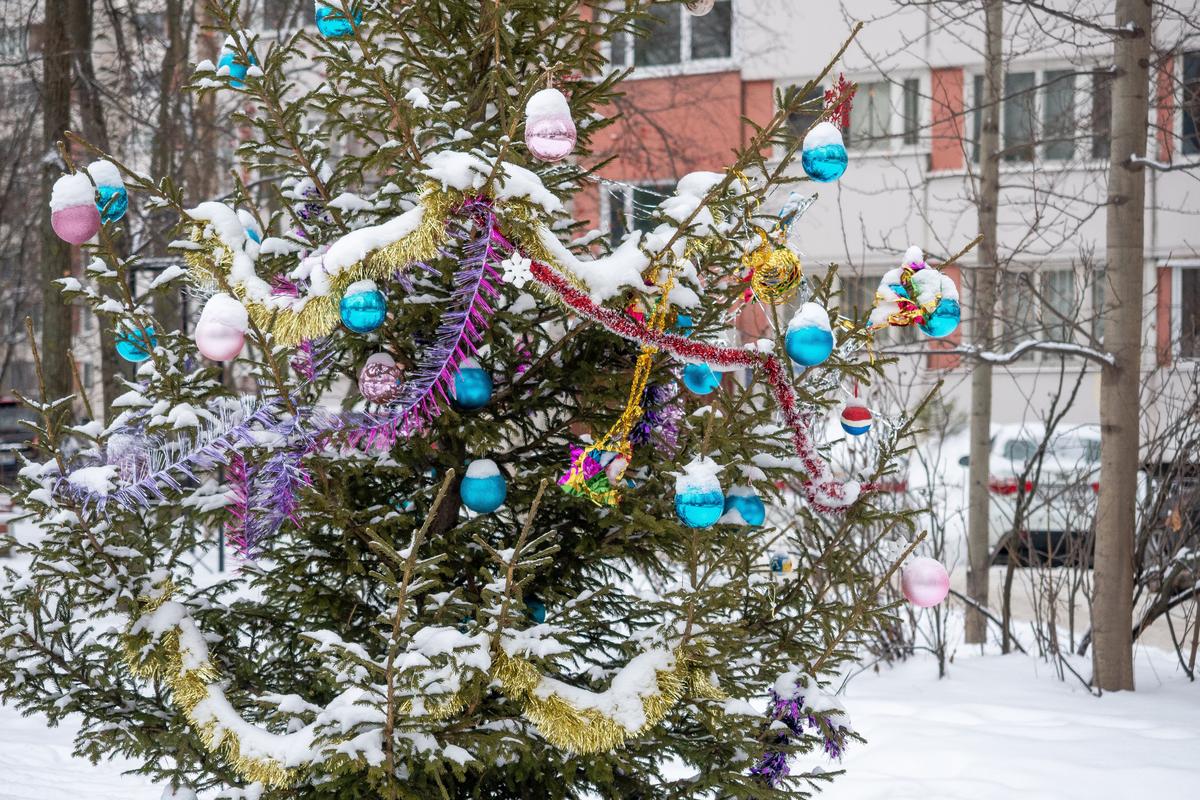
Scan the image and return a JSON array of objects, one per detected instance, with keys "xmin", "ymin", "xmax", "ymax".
[
  {"xmin": 359, "ymin": 353, "xmax": 403, "ymax": 403},
  {"xmin": 195, "ymin": 319, "xmax": 246, "ymax": 361},
  {"xmin": 51, "ymin": 204, "xmax": 101, "ymax": 244},
  {"xmin": 901, "ymin": 556, "xmax": 950, "ymax": 608},
  {"xmin": 525, "ymin": 114, "xmax": 577, "ymax": 162},
  {"xmin": 686, "ymin": 0, "xmax": 715, "ymax": 15}
]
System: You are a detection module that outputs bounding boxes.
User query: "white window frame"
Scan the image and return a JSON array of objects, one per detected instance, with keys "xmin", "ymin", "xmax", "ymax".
[
  {"xmin": 600, "ymin": 180, "xmax": 675, "ymax": 244},
  {"xmin": 1171, "ymin": 261, "xmax": 1200, "ymax": 360},
  {"xmin": 607, "ymin": 0, "xmax": 737, "ymax": 80},
  {"xmin": 966, "ymin": 63, "xmax": 1107, "ymax": 170},
  {"xmin": 842, "ymin": 72, "xmax": 929, "ymax": 157}
]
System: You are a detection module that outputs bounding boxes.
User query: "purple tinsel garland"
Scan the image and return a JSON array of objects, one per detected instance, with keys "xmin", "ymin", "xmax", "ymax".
[
  {"xmin": 749, "ymin": 687, "xmax": 852, "ymax": 788},
  {"xmin": 629, "ymin": 381, "xmax": 681, "ymax": 452}
]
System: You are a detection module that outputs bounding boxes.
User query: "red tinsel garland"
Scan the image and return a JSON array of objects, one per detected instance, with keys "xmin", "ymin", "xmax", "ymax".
[{"xmin": 528, "ymin": 260, "xmax": 869, "ymax": 513}]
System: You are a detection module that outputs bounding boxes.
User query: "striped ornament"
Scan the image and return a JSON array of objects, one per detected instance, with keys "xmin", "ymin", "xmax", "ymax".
[{"xmin": 840, "ymin": 402, "xmax": 873, "ymax": 436}]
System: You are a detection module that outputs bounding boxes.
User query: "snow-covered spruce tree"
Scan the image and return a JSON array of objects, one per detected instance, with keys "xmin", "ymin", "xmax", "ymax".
[{"xmin": 2, "ymin": 3, "xmax": 962, "ymax": 798}]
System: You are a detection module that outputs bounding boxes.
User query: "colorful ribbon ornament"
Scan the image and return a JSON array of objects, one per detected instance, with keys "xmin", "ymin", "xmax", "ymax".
[
  {"xmin": 872, "ymin": 263, "xmax": 941, "ymax": 330},
  {"xmin": 560, "ymin": 267, "xmax": 678, "ymax": 506}
]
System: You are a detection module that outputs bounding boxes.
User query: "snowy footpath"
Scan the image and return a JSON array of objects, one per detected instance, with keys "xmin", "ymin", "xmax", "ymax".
[{"xmin": 2, "ymin": 649, "xmax": 1197, "ymax": 797}]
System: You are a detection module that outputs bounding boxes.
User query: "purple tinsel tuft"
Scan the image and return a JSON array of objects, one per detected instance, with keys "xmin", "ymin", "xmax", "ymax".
[
  {"xmin": 629, "ymin": 381, "xmax": 682, "ymax": 452},
  {"xmin": 750, "ymin": 686, "xmax": 852, "ymax": 789}
]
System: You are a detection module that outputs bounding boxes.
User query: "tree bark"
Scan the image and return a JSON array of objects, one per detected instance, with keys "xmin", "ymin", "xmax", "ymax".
[
  {"xmin": 965, "ymin": 0, "xmax": 1003, "ymax": 646},
  {"xmin": 67, "ymin": 0, "xmax": 124, "ymax": 423},
  {"xmin": 39, "ymin": 0, "xmax": 74, "ymax": 410},
  {"xmin": 1093, "ymin": 0, "xmax": 1151, "ymax": 692}
]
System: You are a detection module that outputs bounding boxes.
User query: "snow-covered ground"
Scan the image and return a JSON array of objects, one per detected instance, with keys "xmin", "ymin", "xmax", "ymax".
[
  {"xmin": 823, "ymin": 647, "xmax": 1200, "ymax": 799},
  {"xmin": 5, "ymin": 645, "xmax": 1197, "ymax": 798}
]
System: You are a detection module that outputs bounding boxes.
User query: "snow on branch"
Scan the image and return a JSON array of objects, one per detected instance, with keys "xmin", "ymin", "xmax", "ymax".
[
  {"xmin": 885, "ymin": 339, "xmax": 1115, "ymax": 367},
  {"xmin": 1129, "ymin": 155, "xmax": 1200, "ymax": 173}
]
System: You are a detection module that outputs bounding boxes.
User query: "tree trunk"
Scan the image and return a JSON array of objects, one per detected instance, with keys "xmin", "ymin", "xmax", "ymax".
[
  {"xmin": 1094, "ymin": 0, "xmax": 1151, "ymax": 692},
  {"xmin": 39, "ymin": 0, "xmax": 74, "ymax": 410},
  {"xmin": 965, "ymin": 0, "xmax": 1003, "ymax": 646},
  {"xmin": 67, "ymin": 0, "xmax": 124, "ymax": 423}
]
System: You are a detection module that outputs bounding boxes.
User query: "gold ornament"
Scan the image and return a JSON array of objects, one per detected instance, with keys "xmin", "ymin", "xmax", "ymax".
[{"xmin": 742, "ymin": 227, "xmax": 803, "ymax": 304}]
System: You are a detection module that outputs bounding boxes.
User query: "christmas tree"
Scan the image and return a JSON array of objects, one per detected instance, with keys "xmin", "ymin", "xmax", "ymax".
[{"xmin": 3, "ymin": 2, "xmax": 965, "ymax": 797}]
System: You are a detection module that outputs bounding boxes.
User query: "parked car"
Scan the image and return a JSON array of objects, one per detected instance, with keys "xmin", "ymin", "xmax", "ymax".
[{"xmin": 968, "ymin": 424, "xmax": 1102, "ymax": 565}]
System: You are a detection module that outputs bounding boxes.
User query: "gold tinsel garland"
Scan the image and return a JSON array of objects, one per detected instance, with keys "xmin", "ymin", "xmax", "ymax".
[{"xmin": 124, "ymin": 585, "xmax": 722, "ymax": 784}]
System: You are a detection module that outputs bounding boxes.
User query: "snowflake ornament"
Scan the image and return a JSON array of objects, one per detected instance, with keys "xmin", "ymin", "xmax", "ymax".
[{"xmin": 501, "ymin": 253, "xmax": 534, "ymax": 289}]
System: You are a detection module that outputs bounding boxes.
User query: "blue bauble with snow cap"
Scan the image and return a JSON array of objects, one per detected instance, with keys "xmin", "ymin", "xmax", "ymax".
[
  {"xmin": 801, "ymin": 121, "xmax": 849, "ymax": 183},
  {"xmin": 785, "ymin": 302, "xmax": 834, "ymax": 367},
  {"xmin": 675, "ymin": 456, "xmax": 725, "ymax": 529},
  {"xmin": 340, "ymin": 280, "xmax": 387, "ymax": 333},
  {"xmin": 722, "ymin": 487, "xmax": 766, "ymax": 527},
  {"xmin": 216, "ymin": 45, "xmax": 256, "ymax": 89},
  {"xmin": 88, "ymin": 160, "xmax": 127, "ymax": 224},
  {"xmin": 461, "ymin": 458, "xmax": 507, "ymax": 514},
  {"xmin": 453, "ymin": 358, "xmax": 493, "ymax": 410},
  {"xmin": 116, "ymin": 326, "xmax": 156, "ymax": 363}
]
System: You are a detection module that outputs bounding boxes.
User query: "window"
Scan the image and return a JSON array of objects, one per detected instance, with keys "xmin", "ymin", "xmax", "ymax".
[
  {"xmin": 999, "ymin": 269, "xmax": 1082, "ymax": 348},
  {"xmin": 0, "ymin": 26, "xmax": 23, "ymax": 60},
  {"xmin": 973, "ymin": 68, "xmax": 1104, "ymax": 162},
  {"xmin": 1091, "ymin": 72, "xmax": 1112, "ymax": 160},
  {"xmin": 606, "ymin": 182, "xmax": 675, "ymax": 247},
  {"xmin": 1184, "ymin": 52, "xmax": 1200, "ymax": 156},
  {"xmin": 1041, "ymin": 269, "xmax": 1076, "ymax": 340},
  {"xmin": 839, "ymin": 274, "xmax": 879, "ymax": 321},
  {"xmin": 263, "ymin": 0, "xmax": 304, "ymax": 31},
  {"xmin": 849, "ymin": 82, "xmax": 889, "ymax": 150},
  {"xmin": 1042, "ymin": 70, "xmax": 1075, "ymax": 160},
  {"xmin": 1181, "ymin": 267, "xmax": 1200, "ymax": 358},
  {"xmin": 1003, "ymin": 72, "xmax": 1036, "ymax": 162},
  {"xmin": 613, "ymin": 1, "xmax": 733, "ymax": 70},
  {"xmin": 902, "ymin": 78, "xmax": 921, "ymax": 145},
  {"xmin": 786, "ymin": 84, "xmax": 828, "ymax": 139}
]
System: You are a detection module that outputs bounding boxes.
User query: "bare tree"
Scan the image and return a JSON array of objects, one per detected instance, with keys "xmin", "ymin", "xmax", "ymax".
[{"xmin": 1093, "ymin": 0, "xmax": 1153, "ymax": 692}]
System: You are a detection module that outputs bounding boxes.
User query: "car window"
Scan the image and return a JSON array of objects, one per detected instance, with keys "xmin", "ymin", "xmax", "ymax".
[
  {"xmin": 1054, "ymin": 436, "xmax": 1101, "ymax": 463},
  {"xmin": 1003, "ymin": 438, "xmax": 1038, "ymax": 460}
]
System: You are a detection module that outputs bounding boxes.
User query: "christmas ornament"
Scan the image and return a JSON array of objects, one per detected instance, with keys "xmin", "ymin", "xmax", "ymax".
[
  {"xmin": 339, "ymin": 280, "xmax": 387, "ymax": 333},
  {"xmin": 314, "ymin": 1, "xmax": 362, "ymax": 38},
  {"xmin": 801, "ymin": 121, "xmax": 849, "ymax": 183},
  {"xmin": 840, "ymin": 400, "xmax": 873, "ymax": 436},
  {"xmin": 682, "ymin": 362, "xmax": 722, "ymax": 395},
  {"xmin": 751, "ymin": 674, "xmax": 853, "ymax": 787},
  {"xmin": 115, "ymin": 326, "xmax": 157, "ymax": 363},
  {"xmin": 769, "ymin": 552, "xmax": 795, "ymax": 577},
  {"xmin": 194, "ymin": 293, "xmax": 248, "ymax": 361},
  {"xmin": 900, "ymin": 556, "xmax": 950, "ymax": 608},
  {"xmin": 526, "ymin": 597, "xmax": 547, "ymax": 624},
  {"xmin": 674, "ymin": 313, "xmax": 695, "ymax": 337},
  {"xmin": 674, "ymin": 456, "xmax": 724, "ymax": 529},
  {"xmin": 216, "ymin": 41, "xmax": 256, "ymax": 89},
  {"xmin": 452, "ymin": 357, "xmax": 493, "ymax": 410},
  {"xmin": 524, "ymin": 88, "xmax": 577, "ymax": 163},
  {"xmin": 460, "ymin": 459, "xmax": 507, "ymax": 514},
  {"xmin": 685, "ymin": 0, "xmax": 715, "ymax": 15},
  {"xmin": 784, "ymin": 303, "xmax": 834, "ymax": 367},
  {"xmin": 49, "ymin": 173, "xmax": 101, "ymax": 244},
  {"xmin": 869, "ymin": 246, "xmax": 962, "ymax": 339},
  {"xmin": 722, "ymin": 486, "xmax": 766, "ymax": 526},
  {"xmin": 742, "ymin": 227, "xmax": 802, "ymax": 304},
  {"xmin": 358, "ymin": 353, "xmax": 403, "ymax": 403},
  {"xmin": 87, "ymin": 160, "xmax": 127, "ymax": 224}
]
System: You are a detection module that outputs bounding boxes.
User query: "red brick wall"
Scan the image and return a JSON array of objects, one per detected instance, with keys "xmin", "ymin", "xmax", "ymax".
[
  {"xmin": 930, "ymin": 68, "xmax": 965, "ymax": 172},
  {"xmin": 1156, "ymin": 55, "xmax": 1175, "ymax": 163}
]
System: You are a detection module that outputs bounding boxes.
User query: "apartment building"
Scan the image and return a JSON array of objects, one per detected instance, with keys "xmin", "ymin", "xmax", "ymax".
[{"xmin": 578, "ymin": 0, "xmax": 1200, "ymax": 435}]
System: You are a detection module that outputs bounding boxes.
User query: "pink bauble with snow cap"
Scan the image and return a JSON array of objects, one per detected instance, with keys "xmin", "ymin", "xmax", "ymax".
[
  {"xmin": 50, "ymin": 173, "xmax": 101, "ymax": 244},
  {"xmin": 524, "ymin": 88, "xmax": 577, "ymax": 163},
  {"xmin": 359, "ymin": 353, "xmax": 404, "ymax": 403},
  {"xmin": 194, "ymin": 293, "xmax": 248, "ymax": 361},
  {"xmin": 901, "ymin": 556, "xmax": 950, "ymax": 608}
]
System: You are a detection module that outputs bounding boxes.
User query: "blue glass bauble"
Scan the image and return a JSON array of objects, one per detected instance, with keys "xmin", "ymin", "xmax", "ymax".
[
  {"xmin": 245, "ymin": 227, "xmax": 262, "ymax": 244},
  {"xmin": 785, "ymin": 325, "xmax": 834, "ymax": 367},
  {"xmin": 339, "ymin": 289, "xmax": 387, "ymax": 333},
  {"xmin": 453, "ymin": 366, "xmax": 493, "ymax": 410},
  {"xmin": 461, "ymin": 473, "xmax": 507, "ymax": 514},
  {"xmin": 96, "ymin": 185, "xmax": 128, "ymax": 223},
  {"xmin": 216, "ymin": 51, "xmax": 254, "ymax": 88},
  {"xmin": 919, "ymin": 297, "xmax": 962, "ymax": 338},
  {"xmin": 675, "ymin": 313, "xmax": 695, "ymax": 337},
  {"xmin": 675, "ymin": 489, "xmax": 725, "ymax": 529},
  {"xmin": 315, "ymin": 3, "xmax": 363, "ymax": 38},
  {"xmin": 682, "ymin": 362, "xmax": 722, "ymax": 395},
  {"xmin": 526, "ymin": 598, "xmax": 546, "ymax": 624},
  {"xmin": 116, "ymin": 326, "xmax": 156, "ymax": 363},
  {"xmin": 723, "ymin": 490, "xmax": 766, "ymax": 527},
  {"xmin": 802, "ymin": 143, "xmax": 849, "ymax": 183}
]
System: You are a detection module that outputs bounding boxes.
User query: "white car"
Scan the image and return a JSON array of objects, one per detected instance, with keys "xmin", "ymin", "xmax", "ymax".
[{"xmin": 979, "ymin": 424, "xmax": 1101, "ymax": 565}]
